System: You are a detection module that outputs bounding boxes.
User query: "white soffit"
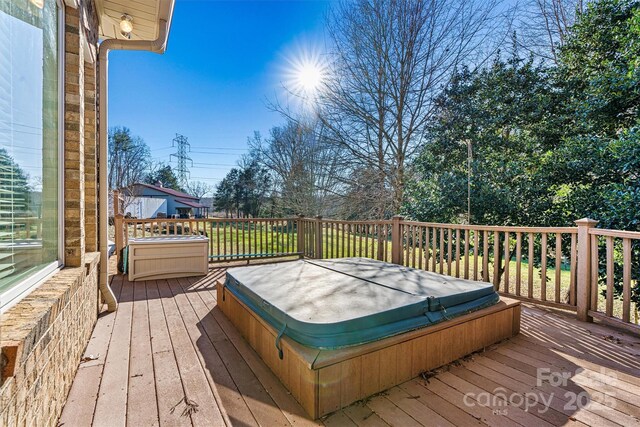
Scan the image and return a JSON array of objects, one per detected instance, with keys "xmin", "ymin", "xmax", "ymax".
[{"xmin": 95, "ymin": 0, "xmax": 165, "ymax": 41}]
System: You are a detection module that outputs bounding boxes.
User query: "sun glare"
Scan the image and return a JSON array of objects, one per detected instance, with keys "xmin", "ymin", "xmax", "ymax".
[
  {"xmin": 295, "ymin": 61, "xmax": 324, "ymax": 93},
  {"xmin": 283, "ymin": 46, "xmax": 328, "ymax": 102}
]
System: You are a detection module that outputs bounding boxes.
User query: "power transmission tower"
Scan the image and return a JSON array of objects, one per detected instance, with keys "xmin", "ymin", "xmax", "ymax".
[{"xmin": 170, "ymin": 133, "xmax": 192, "ymax": 189}]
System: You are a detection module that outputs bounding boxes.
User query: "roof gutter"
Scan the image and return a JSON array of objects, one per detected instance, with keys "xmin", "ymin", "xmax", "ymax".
[{"xmin": 97, "ymin": 5, "xmax": 174, "ymax": 311}]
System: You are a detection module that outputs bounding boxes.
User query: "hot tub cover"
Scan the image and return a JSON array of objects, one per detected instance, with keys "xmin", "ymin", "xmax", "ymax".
[{"xmin": 223, "ymin": 258, "xmax": 499, "ymax": 350}]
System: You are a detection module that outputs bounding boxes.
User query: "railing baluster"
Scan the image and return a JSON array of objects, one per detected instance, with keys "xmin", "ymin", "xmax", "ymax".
[
  {"xmin": 342, "ymin": 222, "xmax": 346, "ymax": 258},
  {"xmin": 215, "ymin": 221, "xmax": 220, "ymax": 259},
  {"xmin": 208, "ymin": 221, "xmax": 213, "ymax": 259},
  {"xmin": 555, "ymin": 233, "xmax": 562, "ymax": 303},
  {"xmin": 528, "ymin": 233, "xmax": 534, "ymax": 299},
  {"xmin": 622, "ymin": 238, "xmax": 631, "ymax": 323},
  {"xmin": 439, "ymin": 228, "xmax": 445, "ymax": 274},
  {"xmin": 354, "ymin": 223, "xmax": 358, "ymax": 257},
  {"xmin": 411, "ymin": 225, "xmax": 417, "ymax": 268},
  {"xmin": 504, "ymin": 231, "xmax": 510, "ymax": 294},
  {"xmin": 463, "ymin": 229, "xmax": 470, "ymax": 279},
  {"xmin": 515, "ymin": 232, "xmax": 522, "ymax": 296},
  {"xmin": 423, "ymin": 227, "xmax": 429, "ymax": 270},
  {"xmin": 590, "ymin": 234, "xmax": 599, "ymax": 311},
  {"xmin": 352, "ymin": 223, "xmax": 357, "ymax": 257},
  {"xmin": 605, "ymin": 236, "xmax": 614, "ymax": 316},
  {"xmin": 431, "ymin": 227, "xmax": 437, "ymax": 271},
  {"xmin": 237, "ymin": 220, "xmax": 241, "ymax": 258},
  {"xmin": 366, "ymin": 224, "xmax": 371, "ymax": 259},
  {"xmin": 541, "ymin": 233, "xmax": 547, "ymax": 301},
  {"xmin": 455, "ymin": 229, "xmax": 460, "ymax": 278},
  {"xmin": 418, "ymin": 226, "xmax": 424, "ymax": 270},
  {"xmin": 473, "ymin": 230, "xmax": 479, "ymax": 280},
  {"xmin": 482, "ymin": 230, "xmax": 489, "ymax": 283},
  {"xmin": 493, "ymin": 231, "xmax": 500, "ymax": 289},
  {"xmin": 241, "ymin": 221, "xmax": 251, "ymax": 256},
  {"xmin": 570, "ymin": 232, "xmax": 577, "ymax": 305},
  {"xmin": 411, "ymin": 225, "xmax": 416, "ymax": 268},
  {"xmin": 224, "ymin": 220, "xmax": 229, "ymax": 260},
  {"xmin": 447, "ymin": 228, "xmax": 453, "ymax": 275},
  {"xmin": 352, "ymin": 223, "xmax": 356, "ymax": 257}
]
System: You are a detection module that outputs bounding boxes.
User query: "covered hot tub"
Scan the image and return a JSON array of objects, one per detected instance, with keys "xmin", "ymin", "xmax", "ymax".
[
  {"xmin": 223, "ymin": 257, "xmax": 499, "ymax": 350},
  {"xmin": 217, "ymin": 257, "xmax": 520, "ymax": 418}
]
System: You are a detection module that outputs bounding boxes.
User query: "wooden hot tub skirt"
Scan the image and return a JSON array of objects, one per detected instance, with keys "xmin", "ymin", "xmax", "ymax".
[{"xmin": 217, "ymin": 281, "xmax": 521, "ymax": 419}]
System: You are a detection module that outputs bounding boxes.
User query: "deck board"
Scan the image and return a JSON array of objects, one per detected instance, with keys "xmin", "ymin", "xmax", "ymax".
[
  {"xmin": 61, "ymin": 266, "xmax": 640, "ymax": 427},
  {"xmin": 127, "ymin": 280, "xmax": 159, "ymax": 426},
  {"xmin": 92, "ymin": 274, "xmax": 133, "ymax": 427},
  {"xmin": 156, "ymin": 278, "xmax": 227, "ymax": 426},
  {"xmin": 146, "ymin": 279, "xmax": 192, "ymax": 427}
]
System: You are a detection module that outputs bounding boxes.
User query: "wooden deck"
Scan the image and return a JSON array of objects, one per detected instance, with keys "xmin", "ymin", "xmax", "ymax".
[{"xmin": 60, "ymin": 267, "xmax": 640, "ymax": 427}]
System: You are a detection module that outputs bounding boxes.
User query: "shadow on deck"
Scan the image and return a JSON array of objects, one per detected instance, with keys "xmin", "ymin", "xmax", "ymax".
[{"xmin": 60, "ymin": 267, "xmax": 640, "ymax": 426}]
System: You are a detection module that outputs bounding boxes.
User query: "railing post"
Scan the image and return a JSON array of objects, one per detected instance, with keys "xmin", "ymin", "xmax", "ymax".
[
  {"xmin": 113, "ymin": 190, "xmax": 120, "ymax": 216},
  {"xmin": 114, "ymin": 213, "xmax": 124, "ymax": 272},
  {"xmin": 391, "ymin": 215, "xmax": 404, "ymax": 265},
  {"xmin": 297, "ymin": 215, "xmax": 305, "ymax": 258},
  {"xmin": 576, "ymin": 218, "xmax": 598, "ymax": 322},
  {"xmin": 315, "ymin": 216, "xmax": 323, "ymax": 259}
]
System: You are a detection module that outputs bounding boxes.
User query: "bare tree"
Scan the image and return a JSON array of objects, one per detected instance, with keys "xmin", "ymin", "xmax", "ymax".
[
  {"xmin": 318, "ymin": 0, "xmax": 505, "ymax": 216},
  {"xmin": 517, "ymin": 0, "xmax": 585, "ymax": 63},
  {"xmin": 185, "ymin": 180, "xmax": 213, "ymax": 199},
  {"xmin": 108, "ymin": 127, "xmax": 151, "ymax": 210},
  {"xmin": 249, "ymin": 120, "xmax": 345, "ymax": 217}
]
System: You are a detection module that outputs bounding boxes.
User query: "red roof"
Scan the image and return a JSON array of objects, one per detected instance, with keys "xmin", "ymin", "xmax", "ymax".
[
  {"xmin": 175, "ymin": 198, "xmax": 208, "ymax": 209},
  {"xmin": 133, "ymin": 183, "xmax": 198, "ymax": 200}
]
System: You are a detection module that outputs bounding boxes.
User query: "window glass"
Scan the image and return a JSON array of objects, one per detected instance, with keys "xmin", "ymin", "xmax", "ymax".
[{"xmin": 0, "ymin": 0, "xmax": 60, "ymax": 305}]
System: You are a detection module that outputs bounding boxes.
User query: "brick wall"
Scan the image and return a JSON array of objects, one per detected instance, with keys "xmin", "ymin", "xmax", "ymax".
[
  {"xmin": 0, "ymin": 0, "xmax": 103, "ymax": 425},
  {"xmin": 0, "ymin": 255, "xmax": 99, "ymax": 426}
]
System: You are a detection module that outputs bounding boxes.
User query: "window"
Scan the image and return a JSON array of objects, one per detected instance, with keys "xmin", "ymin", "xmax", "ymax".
[{"xmin": 0, "ymin": 0, "xmax": 62, "ymax": 311}]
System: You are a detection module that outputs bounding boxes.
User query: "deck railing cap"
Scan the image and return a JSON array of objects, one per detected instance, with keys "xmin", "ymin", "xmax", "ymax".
[{"xmin": 575, "ymin": 218, "xmax": 598, "ymax": 226}]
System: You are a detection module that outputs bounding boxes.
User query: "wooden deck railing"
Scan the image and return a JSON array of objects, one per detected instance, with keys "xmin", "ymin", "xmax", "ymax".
[
  {"xmin": 586, "ymin": 226, "xmax": 640, "ymax": 329},
  {"xmin": 115, "ymin": 216, "xmax": 301, "ymax": 262},
  {"xmin": 395, "ymin": 219, "xmax": 579, "ymax": 310},
  {"xmin": 113, "ymin": 209, "xmax": 638, "ymax": 332}
]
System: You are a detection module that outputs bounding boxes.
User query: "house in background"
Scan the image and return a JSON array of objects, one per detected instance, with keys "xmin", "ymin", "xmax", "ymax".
[{"xmin": 126, "ymin": 182, "xmax": 209, "ymax": 218}]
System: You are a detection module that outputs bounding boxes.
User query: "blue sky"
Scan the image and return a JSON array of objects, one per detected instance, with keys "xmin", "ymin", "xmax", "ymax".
[{"xmin": 109, "ymin": 0, "xmax": 331, "ymax": 189}]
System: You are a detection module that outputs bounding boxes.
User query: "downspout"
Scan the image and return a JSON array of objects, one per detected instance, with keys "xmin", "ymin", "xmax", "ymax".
[{"xmin": 98, "ymin": 17, "xmax": 171, "ymax": 311}]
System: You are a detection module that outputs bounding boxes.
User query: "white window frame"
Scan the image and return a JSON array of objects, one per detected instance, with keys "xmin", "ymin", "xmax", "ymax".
[{"xmin": 0, "ymin": 0, "xmax": 66, "ymax": 314}]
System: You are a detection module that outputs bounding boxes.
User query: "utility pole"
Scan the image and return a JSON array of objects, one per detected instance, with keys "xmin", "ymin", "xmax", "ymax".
[{"xmin": 170, "ymin": 133, "xmax": 192, "ymax": 189}]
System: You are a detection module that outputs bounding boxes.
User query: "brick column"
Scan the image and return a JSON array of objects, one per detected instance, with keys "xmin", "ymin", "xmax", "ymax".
[
  {"xmin": 64, "ymin": 6, "xmax": 85, "ymax": 267},
  {"xmin": 84, "ymin": 57, "xmax": 98, "ymax": 252}
]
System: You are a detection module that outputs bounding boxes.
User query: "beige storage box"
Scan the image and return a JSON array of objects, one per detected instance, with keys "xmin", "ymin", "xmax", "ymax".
[{"xmin": 128, "ymin": 236, "xmax": 209, "ymax": 281}]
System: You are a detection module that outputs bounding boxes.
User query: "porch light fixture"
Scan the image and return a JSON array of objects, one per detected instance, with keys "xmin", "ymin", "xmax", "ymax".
[
  {"xmin": 119, "ymin": 14, "xmax": 134, "ymax": 38},
  {"xmin": 30, "ymin": 0, "xmax": 45, "ymax": 9}
]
